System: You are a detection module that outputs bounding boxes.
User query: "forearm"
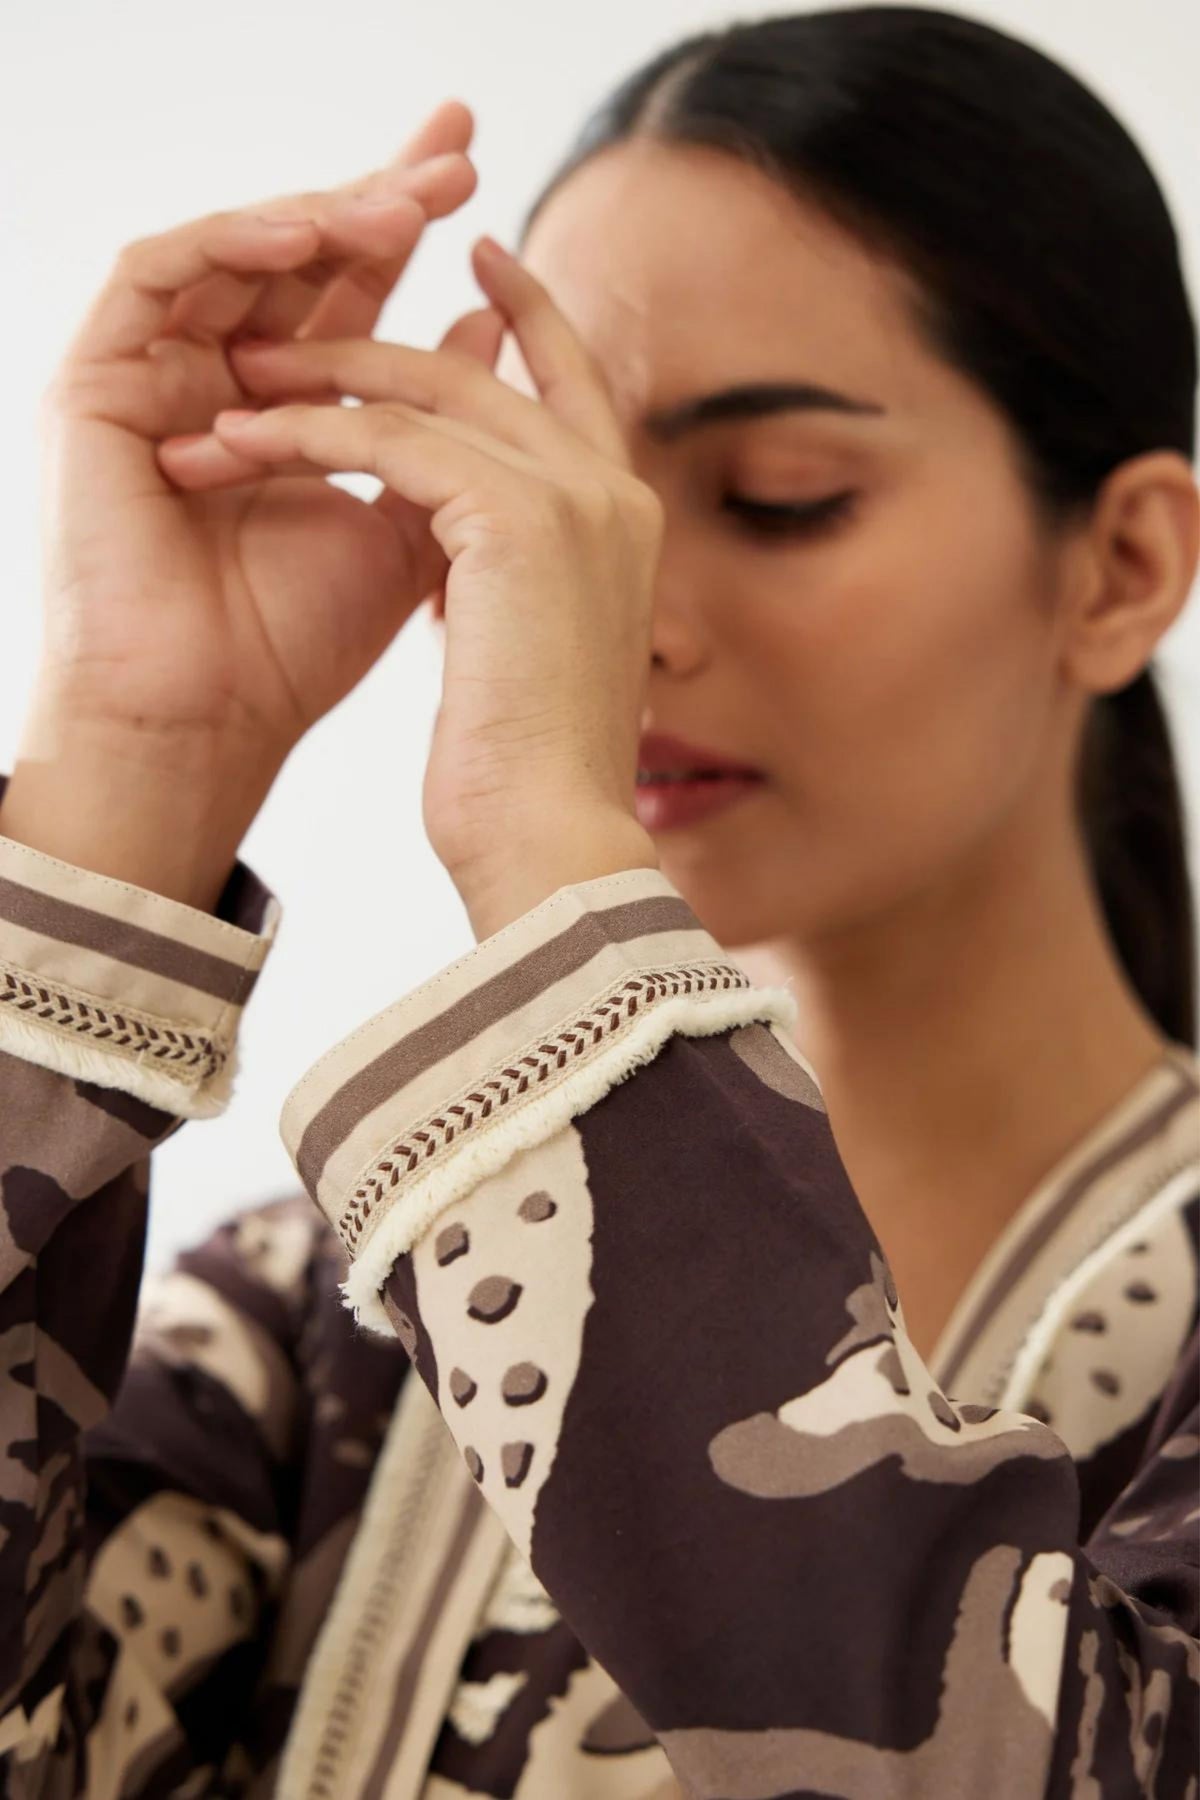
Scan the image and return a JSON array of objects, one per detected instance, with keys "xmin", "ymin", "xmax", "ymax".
[{"xmin": 0, "ymin": 705, "xmax": 282, "ymax": 915}]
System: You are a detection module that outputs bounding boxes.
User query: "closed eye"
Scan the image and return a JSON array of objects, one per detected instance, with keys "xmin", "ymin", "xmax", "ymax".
[{"xmin": 723, "ymin": 489, "xmax": 858, "ymax": 538}]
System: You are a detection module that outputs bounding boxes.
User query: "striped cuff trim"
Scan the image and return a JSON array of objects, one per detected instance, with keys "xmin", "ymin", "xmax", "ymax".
[
  {"xmin": 338, "ymin": 978, "xmax": 797, "ymax": 1335},
  {"xmin": 0, "ymin": 786, "xmax": 279, "ymax": 1116},
  {"xmin": 0, "ymin": 954, "xmax": 241, "ymax": 1117},
  {"xmin": 276, "ymin": 865, "xmax": 797, "ymax": 1334}
]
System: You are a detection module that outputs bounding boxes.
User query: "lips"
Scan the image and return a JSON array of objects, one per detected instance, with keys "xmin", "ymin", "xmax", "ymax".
[{"xmin": 637, "ymin": 730, "xmax": 763, "ymax": 777}]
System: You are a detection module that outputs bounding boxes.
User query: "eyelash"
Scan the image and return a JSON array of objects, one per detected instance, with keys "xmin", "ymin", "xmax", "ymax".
[{"xmin": 723, "ymin": 489, "xmax": 858, "ymax": 539}]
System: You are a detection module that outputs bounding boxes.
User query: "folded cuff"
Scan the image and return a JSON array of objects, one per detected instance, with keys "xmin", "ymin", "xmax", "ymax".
[
  {"xmin": 279, "ymin": 865, "xmax": 801, "ymax": 1334},
  {"xmin": 0, "ymin": 771, "xmax": 280, "ymax": 1118}
]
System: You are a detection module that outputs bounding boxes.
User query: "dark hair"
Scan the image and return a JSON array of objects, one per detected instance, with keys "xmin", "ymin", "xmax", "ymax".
[{"xmin": 517, "ymin": 5, "xmax": 1198, "ymax": 1048}]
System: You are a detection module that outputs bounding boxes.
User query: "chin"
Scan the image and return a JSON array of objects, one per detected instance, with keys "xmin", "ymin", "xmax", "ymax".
[{"xmin": 655, "ymin": 851, "xmax": 799, "ymax": 949}]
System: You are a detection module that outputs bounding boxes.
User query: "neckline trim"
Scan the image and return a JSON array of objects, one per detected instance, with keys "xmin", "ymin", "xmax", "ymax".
[{"xmin": 928, "ymin": 1043, "xmax": 1199, "ymax": 1394}]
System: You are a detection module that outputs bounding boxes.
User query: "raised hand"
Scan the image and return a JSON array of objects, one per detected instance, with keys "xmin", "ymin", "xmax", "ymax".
[
  {"xmin": 39, "ymin": 100, "xmax": 501, "ymax": 755},
  {"xmin": 198, "ymin": 237, "xmax": 664, "ymax": 937},
  {"xmin": 5, "ymin": 101, "xmax": 502, "ymax": 907}
]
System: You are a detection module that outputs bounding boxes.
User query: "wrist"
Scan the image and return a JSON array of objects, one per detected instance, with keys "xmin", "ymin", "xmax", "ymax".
[
  {"xmin": 0, "ymin": 716, "xmax": 283, "ymax": 915},
  {"xmin": 456, "ymin": 813, "xmax": 660, "ymax": 942}
]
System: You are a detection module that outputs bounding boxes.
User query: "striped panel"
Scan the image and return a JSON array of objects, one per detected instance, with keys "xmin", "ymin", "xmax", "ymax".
[
  {"xmin": 279, "ymin": 866, "xmax": 796, "ymax": 1259},
  {"xmin": 930, "ymin": 1043, "xmax": 1200, "ymax": 1403},
  {"xmin": 0, "ymin": 793, "xmax": 280, "ymax": 1115}
]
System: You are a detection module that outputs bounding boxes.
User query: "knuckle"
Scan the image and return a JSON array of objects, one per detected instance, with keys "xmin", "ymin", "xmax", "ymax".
[
  {"xmin": 567, "ymin": 475, "xmax": 617, "ymax": 528},
  {"xmin": 40, "ymin": 363, "xmax": 97, "ymax": 414},
  {"xmin": 626, "ymin": 478, "xmax": 665, "ymax": 537}
]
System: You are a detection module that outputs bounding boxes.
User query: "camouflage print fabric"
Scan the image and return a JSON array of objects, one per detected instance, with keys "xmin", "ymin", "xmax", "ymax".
[{"xmin": 1, "ymin": 771, "xmax": 1197, "ymax": 1798}]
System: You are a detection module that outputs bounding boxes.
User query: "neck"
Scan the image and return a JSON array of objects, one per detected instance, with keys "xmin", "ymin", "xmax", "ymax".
[{"xmin": 736, "ymin": 793, "xmax": 1171, "ymax": 1258}]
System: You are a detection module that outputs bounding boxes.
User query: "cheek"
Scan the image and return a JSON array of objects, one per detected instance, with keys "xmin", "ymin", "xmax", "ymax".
[{"xmin": 753, "ymin": 520, "xmax": 1057, "ymax": 884}]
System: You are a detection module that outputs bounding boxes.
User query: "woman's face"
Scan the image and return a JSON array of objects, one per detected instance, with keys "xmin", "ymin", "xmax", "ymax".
[{"xmin": 499, "ymin": 138, "xmax": 1087, "ymax": 950}]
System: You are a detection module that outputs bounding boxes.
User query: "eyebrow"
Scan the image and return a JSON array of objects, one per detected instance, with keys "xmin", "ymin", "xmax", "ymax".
[{"xmin": 642, "ymin": 381, "xmax": 887, "ymax": 441}]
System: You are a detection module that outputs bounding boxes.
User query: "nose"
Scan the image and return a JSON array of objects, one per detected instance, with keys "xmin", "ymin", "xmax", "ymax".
[{"xmin": 644, "ymin": 503, "xmax": 712, "ymax": 677}]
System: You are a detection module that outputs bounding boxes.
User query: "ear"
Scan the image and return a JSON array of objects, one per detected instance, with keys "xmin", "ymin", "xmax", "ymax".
[{"xmin": 1061, "ymin": 450, "xmax": 1199, "ymax": 695}]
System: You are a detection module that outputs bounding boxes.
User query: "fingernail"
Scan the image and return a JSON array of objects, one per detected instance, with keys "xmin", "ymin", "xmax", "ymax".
[
  {"xmin": 215, "ymin": 409, "xmax": 260, "ymax": 429},
  {"xmin": 476, "ymin": 235, "xmax": 508, "ymax": 261}
]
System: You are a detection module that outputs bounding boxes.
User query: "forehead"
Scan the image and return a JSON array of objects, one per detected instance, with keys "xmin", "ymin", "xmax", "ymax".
[{"xmin": 513, "ymin": 138, "xmax": 930, "ymax": 427}]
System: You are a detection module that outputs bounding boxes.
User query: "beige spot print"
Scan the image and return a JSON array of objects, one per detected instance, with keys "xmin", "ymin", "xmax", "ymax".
[
  {"xmin": 449, "ymin": 1367, "xmax": 477, "ymax": 1406},
  {"xmin": 411, "ymin": 1121, "xmax": 598, "ymax": 1561},
  {"xmin": 466, "ymin": 1274, "xmax": 523, "ymax": 1323},
  {"xmin": 710, "ymin": 1251, "xmax": 1061, "ymax": 1501},
  {"xmin": 1020, "ymin": 1205, "xmax": 1196, "ymax": 1461},
  {"xmin": 518, "ymin": 1190, "xmax": 557, "ymax": 1222},
  {"xmin": 502, "ymin": 1361, "xmax": 549, "ymax": 1405},
  {"xmin": 85, "ymin": 1491, "xmax": 287, "ymax": 1697},
  {"xmin": 435, "ymin": 1220, "xmax": 470, "ymax": 1265},
  {"xmin": 728, "ymin": 1020, "xmax": 826, "ymax": 1114}
]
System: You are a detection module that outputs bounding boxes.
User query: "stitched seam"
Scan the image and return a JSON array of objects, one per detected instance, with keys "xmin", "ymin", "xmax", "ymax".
[
  {"xmin": 337, "ymin": 960, "xmax": 751, "ymax": 1252},
  {"xmin": 281, "ymin": 867, "xmax": 672, "ymax": 1107},
  {"xmin": 0, "ymin": 841, "xmax": 272, "ymax": 949},
  {"xmin": 0, "ymin": 955, "xmax": 228, "ymax": 1083}
]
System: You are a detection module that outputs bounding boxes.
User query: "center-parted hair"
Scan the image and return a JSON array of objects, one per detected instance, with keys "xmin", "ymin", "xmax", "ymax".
[{"xmin": 518, "ymin": 6, "xmax": 1198, "ymax": 1046}]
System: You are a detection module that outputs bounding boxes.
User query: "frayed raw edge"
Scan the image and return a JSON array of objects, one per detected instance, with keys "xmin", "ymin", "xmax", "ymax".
[
  {"xmin": 340, "ymin": 982, "xmax": 798, "ymax": 1336},
  {"xmin": 998, "ymin": 1162, "xmax": 1200, "ymax": 1412},
  {"xmin": 0, "ymin": 1008, "xmax": 237, "ymax": 1120}
]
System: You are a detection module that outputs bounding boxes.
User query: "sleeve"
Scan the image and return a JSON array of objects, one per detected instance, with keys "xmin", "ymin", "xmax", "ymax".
[
  {"xmin": 278, "ymin": 863, "xmax": 1200, "ymax": 1800},
  {"xmin": 0, "ymin": 769, "xmax": 296, "ymax": 1796}
]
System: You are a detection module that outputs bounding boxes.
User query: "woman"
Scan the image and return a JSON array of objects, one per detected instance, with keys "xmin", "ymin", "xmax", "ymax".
[{"xmin": 0, "ymin": 7, "xmax": 1196, "ymax": 1795}]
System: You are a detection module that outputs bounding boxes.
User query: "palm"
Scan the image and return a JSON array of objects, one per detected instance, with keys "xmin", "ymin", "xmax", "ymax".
[
  {"xmin": 208, "ymin": 469, "xmax": 434, "ymax": 733},
  {"xmin": 41, "ymin": 405, "xmax": 438, "ymax": 749}
]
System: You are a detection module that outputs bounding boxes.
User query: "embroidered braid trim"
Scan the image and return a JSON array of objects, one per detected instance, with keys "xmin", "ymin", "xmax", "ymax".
[
  {"xmin": 339, "ymin": 961, "xmax": 752, "ymax": 1252},
  {"xmin": 0, "ymin": 956, "xmax": 227, "ymax": 1083}
]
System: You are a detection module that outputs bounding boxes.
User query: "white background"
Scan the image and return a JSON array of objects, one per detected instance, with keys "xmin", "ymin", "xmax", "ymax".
[{"xmin": 3, "ymin": 0, "xmax": 1198, "ymax": 1273}]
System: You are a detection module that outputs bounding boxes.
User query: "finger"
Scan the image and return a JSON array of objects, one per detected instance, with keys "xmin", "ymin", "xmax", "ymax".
[
  {"xmin": 232, "ymin": 149, "xmax": 479, "ymax": 345},
  {"xmin": 209, "ymin": 400, "xmax": 517, "ymax": 525},
  {"xmin": 187, "ymin": 99, "xmax": 476, "ymax": 344},
  {"xmin": 68, "ymin": 193, "xmax": 419, "ymax": 365},
  {"xmin": 390, "ymin": 96, "xmax": 475, "ymax": 166},
  {"xmin": 154, "ymin": 427, "xmax": 319, "ymax": 490},
  {"xmin": 368, "ymin": 306, "xmax": 505, "ymax": 541},
  {"xmin": 158, "ymin": 312, "xmax": 505, "ymax": 497},
  {"xmin": 66, "ymin": 99, "xmax": 474, "ymax": 363},
  {"xmin": 227, "ymin": 326, "xmax": 592, "ymax": 466},
  {"xmin": 469, "ymin": 238, "xmax": 630, "ymax": 465},
  {"xmin": 161, "ymin": 192, "xmax": 430, "ymax": 347},
  {"xmin": 168, "ymin": 149, "xmax": 476, "ymax": 342}
]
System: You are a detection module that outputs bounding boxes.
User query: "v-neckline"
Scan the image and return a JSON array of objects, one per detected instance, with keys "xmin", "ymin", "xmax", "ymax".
[{"xmin": 926, "ymin": 1041, "xmax": 1200, "ymax": 1401}]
